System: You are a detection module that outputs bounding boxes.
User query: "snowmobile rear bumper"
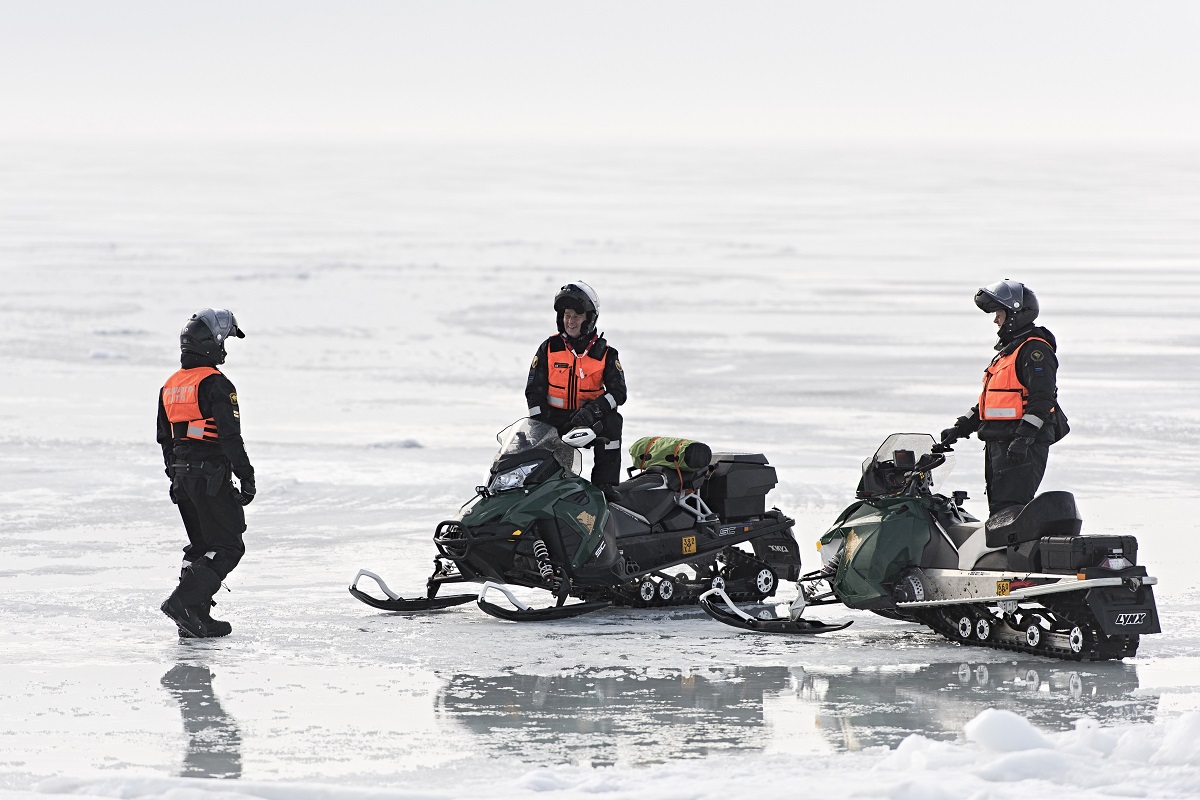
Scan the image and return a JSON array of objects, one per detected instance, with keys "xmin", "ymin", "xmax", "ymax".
[{"xmin": 893, "ymin": 570, "xmax": 1157, "ymax": 609}]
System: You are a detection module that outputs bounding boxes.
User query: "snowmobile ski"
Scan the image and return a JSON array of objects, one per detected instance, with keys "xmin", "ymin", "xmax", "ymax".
[
  {"xmin": 349, "ymin": 569, "xmax": 474, "ymax": 612},
  {"xmin": 476, "ymin": 581, "xmax": 612, "ymax": 621},
  {"xmin": 698, "ymin": 588, "xmax": 852, "ymax": 634}
]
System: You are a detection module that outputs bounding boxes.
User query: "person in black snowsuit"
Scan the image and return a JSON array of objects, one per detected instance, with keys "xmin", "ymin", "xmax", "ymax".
[
  {"xmin": 525, "ymin": 281, "xmax": 628, "ymax": 491},
  {"xmin": 158, "ymin": 308, "xmax": 255, "ymax": 638},
  {"xmin": 939, "ymin": 280, "xmax": 1069, "ymax": 516}
]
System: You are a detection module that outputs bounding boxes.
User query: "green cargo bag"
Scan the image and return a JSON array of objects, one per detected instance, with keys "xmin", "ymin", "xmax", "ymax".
[{"xmin": 628, "ymin": 436, "xmax": 713, "ymax": 472}]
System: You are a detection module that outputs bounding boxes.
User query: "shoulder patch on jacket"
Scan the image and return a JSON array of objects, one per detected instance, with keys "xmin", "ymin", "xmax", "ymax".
[
  {"xmin": 229, "ymin": 392, "xmax": 238, "ymax": 405},
  {"xmin": 613, "ymin": 358, "xmax": 622, "ymax": 372},
  {"xmin": 1030, "ymin": 350, "xmax": 1044, "ymax": 362},
  {"xmin": 530, "ymin": 355, "xmax": 538, "ymax": 370}
]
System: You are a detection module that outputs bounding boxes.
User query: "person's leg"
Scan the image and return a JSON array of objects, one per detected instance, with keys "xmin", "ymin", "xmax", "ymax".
[
  {"xmin": 986, "ymin": 440, "xmax": 1049, "ymax": 514},
  {"xmin": 163, "ymin": 477, "xmax": 246, "ymax": 637},
  {"xmin": 591, "ymin": 411, "xmax": 624, "ymax": 486}
]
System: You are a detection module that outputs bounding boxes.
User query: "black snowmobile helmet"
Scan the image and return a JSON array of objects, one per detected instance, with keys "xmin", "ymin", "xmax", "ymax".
[
  {"xmin": 974, "ymin": 279, "xmax": 1039, "ymax": 339},
  {"xmin": 180, "ymin": 308, "xmax": 245, "ymax": 365},
  {"xmin": 553, "ymin": 281, "xmax": 600, "ymax": 337}
]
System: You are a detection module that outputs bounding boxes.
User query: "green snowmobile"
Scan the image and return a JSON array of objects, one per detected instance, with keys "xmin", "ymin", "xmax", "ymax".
[{"xmin": 350, "ymin": 418, "xmax": 843, "ymax": 628}]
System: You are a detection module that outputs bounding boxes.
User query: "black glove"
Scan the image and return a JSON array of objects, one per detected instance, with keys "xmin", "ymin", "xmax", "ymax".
[
  {"xmin": 169, "ymin": 485, "xmax": 179, "ymax": 505},
  {"xmin": 568, "ymin": 400, "xmax": 606, "ymax": 430},
  {"xmin": 939, "ymin": 416, "xmax": 976, "ymax": 448},
  {"xmin": 237, "ymin": 476, "xmax": 256, "ymax": 506},
  {"xmin": 1007, "ymin": 437, "xmax": 1033, "ymax": 464}
]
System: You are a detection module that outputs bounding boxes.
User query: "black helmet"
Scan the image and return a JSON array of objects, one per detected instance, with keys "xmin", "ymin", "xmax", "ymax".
[
  {"xmin": 974, "ymin": 279, "xmax": 1039, "ymax": 340},
  {"xmin": 553, "ymin": 281, "xmax": 600, "ymax": 338},
  {"xmin": 180, "ymin": 308, "xmax": 245, "ymax": 365}
]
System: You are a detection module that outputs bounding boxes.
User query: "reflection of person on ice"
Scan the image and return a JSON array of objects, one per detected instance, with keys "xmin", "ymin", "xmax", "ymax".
[
  {"xmin": 158, "ymin": 309, "xmax": 256, "ymax": 638},
  {"xmin": 160, "ymin": 664, "xmax": 243, "ymax": 778},
  {"xmin": 525, "ymin": 282, "xmax": 627, "ymax": 496},
  {"xmin": 938, "ymin": 280, "xmax": 1069, "ymax": 517}
]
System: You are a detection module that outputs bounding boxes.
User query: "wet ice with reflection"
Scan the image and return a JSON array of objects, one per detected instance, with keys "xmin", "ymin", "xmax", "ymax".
[{"xmin": 434, "ymin": 661, "xmax": 1157, "ymax": 766}]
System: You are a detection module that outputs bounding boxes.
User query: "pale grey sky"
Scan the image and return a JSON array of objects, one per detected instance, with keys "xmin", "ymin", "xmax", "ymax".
[{"xmin": 2, "ymin": 0, "xmax": 1198, "ymax": 144}]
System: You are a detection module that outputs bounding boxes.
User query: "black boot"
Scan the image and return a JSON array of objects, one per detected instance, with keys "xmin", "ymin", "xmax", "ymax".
[
  {"xmin": 198, "ymin": 601, "xmax": 233, "ymax": 638},
  {"xmin": 161, "ymin": 560, "xmax": 223, "ymax": 638}
]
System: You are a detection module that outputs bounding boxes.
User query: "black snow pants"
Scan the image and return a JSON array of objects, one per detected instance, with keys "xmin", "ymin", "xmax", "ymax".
[
  {"xmin": 984, "ymin": 439, "xmax": 1050, "ymax": 516},
  {"xmin": 545, "ymin": 409, "xmax": 624, "ymax": 487},
  {"xmin": 172, "ymin": 459, "xmax": 247, "ymax": 581}
]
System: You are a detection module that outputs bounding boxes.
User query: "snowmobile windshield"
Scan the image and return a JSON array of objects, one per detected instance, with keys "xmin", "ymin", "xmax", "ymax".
[
  {"xmin": 860, "ymin": 433, "xmax": 956, "ymax": 495},
  {"xmin": 493, "ymin": 418, "xmax": 582, "ymax": 476}
]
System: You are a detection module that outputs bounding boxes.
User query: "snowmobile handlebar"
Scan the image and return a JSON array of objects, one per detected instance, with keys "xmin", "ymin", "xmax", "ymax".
[{"xmin": 561, "ymin": 426, "xmax": 610, "ymax": 448}]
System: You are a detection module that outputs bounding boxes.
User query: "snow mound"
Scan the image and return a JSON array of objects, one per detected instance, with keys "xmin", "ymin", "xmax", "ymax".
[
  {"xmin": 1149, "ymin": 711, "xmax": 1200, "ymax": 767},
  {"xmin": 963, "ymin": 708, "xmax": 1052, "ymax": 752}
]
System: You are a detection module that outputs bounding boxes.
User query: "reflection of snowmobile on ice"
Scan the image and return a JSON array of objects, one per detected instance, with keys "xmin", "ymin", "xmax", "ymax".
[
  {"xmin": 792, "ymin": 659, "xmax": 1151, "ymax": 751},
  {"xmin": 350, "ymin": 418, "xmax": 836, "ymax": 623},
  {"xmin": 437, "ymin": 667, "xmax": 786, "ymax": 764},
  {"xmin": 701, "ymin": 432, "xmax": 1161, "ymax": 661}
]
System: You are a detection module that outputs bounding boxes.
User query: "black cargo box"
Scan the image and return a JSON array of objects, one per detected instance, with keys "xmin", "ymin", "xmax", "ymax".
[
  {"xmin": 701, "ymin": 453, "xmax": 777, "ymax": 519},
  {"xmin": 1040, "ymin": 534, "xmax": 1138, "ymax": 574}
]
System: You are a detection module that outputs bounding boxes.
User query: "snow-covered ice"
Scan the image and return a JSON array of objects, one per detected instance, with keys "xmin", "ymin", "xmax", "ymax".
[{"xmin": 2, "ymin": 143, "xmax": 1199, "ymax": 798}]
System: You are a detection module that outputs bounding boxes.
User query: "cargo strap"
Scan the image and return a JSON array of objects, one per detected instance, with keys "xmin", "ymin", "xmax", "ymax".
[{"xmin": 636, "ymin": 436, "xmax": 689, "ymax": 494}]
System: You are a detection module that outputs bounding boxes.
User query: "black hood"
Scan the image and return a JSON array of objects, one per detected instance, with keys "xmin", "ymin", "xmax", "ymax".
[
  {"xmin": 997, "ymin": 325, "xmax": 1056, "ymax": 354},
  {"xmin": 181, "ymin": 353, "xmax": 221, "ymax": 369}
]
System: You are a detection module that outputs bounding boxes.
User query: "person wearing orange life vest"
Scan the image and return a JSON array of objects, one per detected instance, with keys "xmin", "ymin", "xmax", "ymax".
[
  {"xmin": 525, "ymin": 281, "xmax": 627, "ymax": 493},
  {"xmin": 938, "ymin": 280, "xmax": 1070, "ymax": 516},
  {"xmin": 157, "ymin": 308, "xmax": 255, "ymax": 638}
]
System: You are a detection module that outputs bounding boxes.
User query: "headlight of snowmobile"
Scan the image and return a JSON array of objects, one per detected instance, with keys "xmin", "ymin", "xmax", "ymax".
[{"xmin": 487, "ymin": 461, "xmax": 543, "ymax": 493}]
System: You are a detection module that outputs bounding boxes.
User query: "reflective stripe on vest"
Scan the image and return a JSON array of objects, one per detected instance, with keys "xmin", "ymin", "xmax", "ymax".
[
  {"xmin": 162, "ymin": 366, "xmax": 221, "ymax": 441},
  {"xmin": 546, "ymin": 339, "xmax": 607, "ymax": 411},
  {"xmin": 979, "ymin": 337, "xmax": 1050, "ymax": 422}
]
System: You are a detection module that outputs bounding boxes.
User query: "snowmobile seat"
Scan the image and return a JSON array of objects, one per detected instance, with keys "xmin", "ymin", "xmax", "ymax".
[
  {"xmin": 984, "ymin": 491, "xmax": 1082, "ymax": 548},
  {"xmin": 610, "ymin": 471, "xmax": 684, "ymax": 527}
]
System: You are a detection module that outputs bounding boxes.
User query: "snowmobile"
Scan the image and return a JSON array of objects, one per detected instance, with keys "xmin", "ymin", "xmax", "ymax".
[
  {"xmin": 700, "ymin": 432, "xmax": 1161, "ymax": 661},
  {"xmin": 350, "ymin": 418, "xmax": 842, "ymax": 625}
]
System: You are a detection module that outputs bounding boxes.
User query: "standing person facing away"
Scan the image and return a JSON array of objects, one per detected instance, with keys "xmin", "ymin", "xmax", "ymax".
[
  {"xmin": 938, "ymin": 280, "xmax": 1069, "ymax": 517},
  {"xmin": 525, "ymin": 281, "xmax": 627, "ymax": 495},
  {"xmin": 158, "ymin": 308, "xmax": 256, "ymax": 638}
]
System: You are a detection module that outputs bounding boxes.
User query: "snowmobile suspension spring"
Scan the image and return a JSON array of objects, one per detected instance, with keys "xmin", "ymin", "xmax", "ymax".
[{"xmin": 533, "ymin": 539, "xmax": 555, "ymax": 581}]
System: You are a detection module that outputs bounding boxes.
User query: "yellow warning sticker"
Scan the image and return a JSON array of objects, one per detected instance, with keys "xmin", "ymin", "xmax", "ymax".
[
  {"xmin": 682, "ymin": 536, "xmax": 697, "ymax": 555},
  {"xmin": 996, "ymin": 580, "xmax": 1011, "ymax": 597}
]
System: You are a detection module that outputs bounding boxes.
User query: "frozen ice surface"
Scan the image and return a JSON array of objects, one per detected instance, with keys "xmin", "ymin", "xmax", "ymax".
[{"xmin": 1, "ymin": 143, "xmax": 1199, "ymax": 799}]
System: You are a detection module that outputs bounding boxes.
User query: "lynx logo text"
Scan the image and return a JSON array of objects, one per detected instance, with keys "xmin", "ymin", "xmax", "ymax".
[{"xmin": 1114, "ymin": 613, "xmax": 1147, "ymax": 626}]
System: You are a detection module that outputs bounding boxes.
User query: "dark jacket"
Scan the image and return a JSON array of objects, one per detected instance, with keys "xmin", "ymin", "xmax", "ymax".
[
  {"xmin": 962, "ymin": 326, "xmax": 1069, "ymax": 443},
  {"xmin": 525, "ymin": 334, "xmax": 627, "ymax": 419},
  {"xmin": 157, "ymin": 354, "xmax": 255, "ymax": 482}
]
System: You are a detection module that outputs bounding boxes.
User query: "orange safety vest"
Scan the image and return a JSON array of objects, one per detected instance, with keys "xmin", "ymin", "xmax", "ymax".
[
  {"xmin": 978, "ymin": 337, "xmax": 1051, "ymax": 421},
  {"xmin": 546, "ymin": 341, "xmax": 607, "ymax": 411},
  {"xmin": 162, "ymin": 367, "xmax": 221, "ymax": 441}
]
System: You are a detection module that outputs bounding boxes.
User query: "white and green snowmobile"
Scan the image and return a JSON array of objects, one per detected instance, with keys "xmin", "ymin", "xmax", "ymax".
[{"xmin": 700, "ymin": 432, "xmax": 1161, "ymax": 661}]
